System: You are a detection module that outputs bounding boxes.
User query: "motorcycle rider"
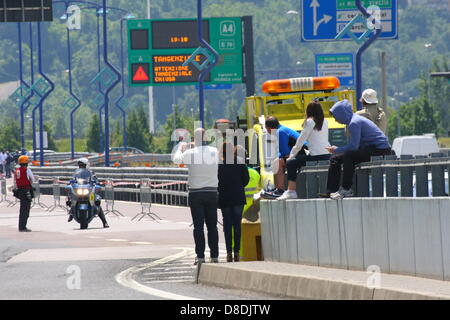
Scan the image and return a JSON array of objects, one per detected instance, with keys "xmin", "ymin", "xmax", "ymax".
[{"xmin": 67, "ymin": 158, "xmax": 109, "ymax": 228}]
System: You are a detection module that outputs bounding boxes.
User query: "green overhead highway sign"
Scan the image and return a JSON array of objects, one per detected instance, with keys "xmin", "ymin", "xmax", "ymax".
[{"xmin": 127, "ymin": 17, "xmax": 244, "ymax": 87}]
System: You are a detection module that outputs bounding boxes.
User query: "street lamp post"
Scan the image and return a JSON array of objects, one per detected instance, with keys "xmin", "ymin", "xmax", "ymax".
[
  {"xmin": 115, "ymin": 13, "xmax": 136, "ymax": 150},
  {"xmin": 101, "ymin": 0, "xmax": 122, "ymax": 167}
]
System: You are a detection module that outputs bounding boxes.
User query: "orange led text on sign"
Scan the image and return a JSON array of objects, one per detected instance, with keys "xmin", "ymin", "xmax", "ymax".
[
  {"xmin": 170, "ymin": 36, "xmax": 190, "ymax": 43},
  {"xmin": 153, "ymin": 55, "xmax": 202, "ymax": 83}
]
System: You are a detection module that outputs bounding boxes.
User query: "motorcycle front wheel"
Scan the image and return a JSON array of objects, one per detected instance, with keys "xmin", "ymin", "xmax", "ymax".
[{"xmin": 79, "ymin": 210, "xmax": 89, "ymax": 230}]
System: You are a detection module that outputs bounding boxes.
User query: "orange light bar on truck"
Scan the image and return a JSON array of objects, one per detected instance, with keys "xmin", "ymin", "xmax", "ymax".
[{"xmin": 262, "ymin": 76, "xmax": 340, "ymax": 94}]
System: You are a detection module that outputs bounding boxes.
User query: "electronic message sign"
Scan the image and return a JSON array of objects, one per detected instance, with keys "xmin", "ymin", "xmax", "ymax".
[{"xmin": 127, "ymin": 17, "xmax": 244, "ymax": 87}]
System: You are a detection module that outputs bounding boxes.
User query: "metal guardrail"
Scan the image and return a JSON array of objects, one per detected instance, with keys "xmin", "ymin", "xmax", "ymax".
[
  {"xmin": 38, "ymin": 153, "xmax": 173, "ymax": 166},
  {"xmin": 34, "ymin": 167, "xmax": 189, "ymax": 207},
  {"xmin": 297, "ymin": 152, "xmax": 450, "ymax": 199}
]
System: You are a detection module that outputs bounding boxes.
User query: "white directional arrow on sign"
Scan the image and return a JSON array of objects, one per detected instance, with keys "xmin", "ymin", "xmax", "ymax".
[{"xmin": 310, "ymin": 0, "xmax": 333, "ymax": 36}]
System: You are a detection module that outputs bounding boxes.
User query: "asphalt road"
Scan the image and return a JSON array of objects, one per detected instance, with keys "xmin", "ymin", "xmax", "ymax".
[{"xmin": 0, "ymin": 192, "xmax": 277, "ymax": 300}]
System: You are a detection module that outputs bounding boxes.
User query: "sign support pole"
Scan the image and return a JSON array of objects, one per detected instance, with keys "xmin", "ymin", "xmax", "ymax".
[
  {"xmin": 102, "ymin": 0, "xmax": 121, "ymax": 167},
  {"xmin": 197, "ymin": 0, "xmax": 219, "ymax": 128},
  {"xmin": 355, "ymin": 0, "xmax": 381, "ymax": 110},
  {"xmin": 37, "ymin": 22, "xmax": 55, "ymax": 166}
]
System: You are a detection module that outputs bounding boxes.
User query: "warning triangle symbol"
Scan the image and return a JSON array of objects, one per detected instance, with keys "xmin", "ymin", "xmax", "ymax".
[{"xmin": 133, "ymin": 66, "xmax": 149, "ymax": 81}]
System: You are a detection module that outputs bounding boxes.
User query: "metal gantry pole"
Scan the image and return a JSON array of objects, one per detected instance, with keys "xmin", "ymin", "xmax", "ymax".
[
  {"xmin": 17, "ymin": 22, "xmax": 29, "ymax": 150},
  {"xmin": 114, "ymin": 17, "xmax": 127, "ymax": 149},
  {"xmin": 355, "ymin": 0, "xmax": 381, "ymax": 111},
  {"xmin": 102, "ymin": 0, "xmax": 121, "ymax": 167},
  {"xmin": 147, "ymin": 0, "xmax": 155, "ymax": 134},
  {"xmin": 196, "ymin": 0, "xmax": 219, "ymax": 128},
  {"xmin": 66, "ymin": 3, "xmax": 82, "ymax": 160},
  {"xmin": 36, "ymin": 22, "xmax": 55, "ymax": 166},
  {"xmin": 96, "ymin": 8, "xmax": 104, "ymax": 153}
]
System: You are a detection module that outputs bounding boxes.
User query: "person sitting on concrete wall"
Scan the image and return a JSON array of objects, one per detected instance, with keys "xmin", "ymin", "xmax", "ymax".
[{"xmin": 323, "ymin": 99, "xmax": 392, "ymax": 200}]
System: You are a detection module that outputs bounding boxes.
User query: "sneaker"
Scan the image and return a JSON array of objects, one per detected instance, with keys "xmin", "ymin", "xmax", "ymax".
[
  {"xmin": 226, "ymin": 253, "xmax": 233, "ymax": 263},
  {"xmin": 194, "ymin": 257, "xmax": 205, "ymax": 265},
  {"xmin": 273, "ymin": 189, "xmax": 285, "ymax": 196},
  {"xmin": 19, "ymin": 228, "xmax": 32, "ymax": 232},
  {"xmin": 210, "ymin": 257, "xmax": 219, "ymax": 263},
  {"xmin": 277, "ymin": 190, "xmax": 298, "ymax": 200},
  {"xmin": 330, "ymin": 188, "xmax": 354, "ymax": 200},
  {"xmin": 234, "ymin": 252, "xmax": 240, "ymax": 262},
  {"xmin": 103, "ymin": 223, "xmax": 109, "ymax": 229}
]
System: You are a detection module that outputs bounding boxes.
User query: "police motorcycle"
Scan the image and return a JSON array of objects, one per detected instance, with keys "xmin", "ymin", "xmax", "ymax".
[{"xmin": 65, "ymin": 169, "xmax": 102, "ymax": 230}]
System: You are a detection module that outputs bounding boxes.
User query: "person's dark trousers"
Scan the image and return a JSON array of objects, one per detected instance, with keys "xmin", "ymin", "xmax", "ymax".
[
  {"xmin": 188, "ymin": 191, "xmax": 219, "ymax": 259},
  {"xmin": 286, "ymin": 154, "xmax": 331, "ymax": 182},
  {"xmin": 5, "ymin": 164, "xmax": 11, "ymax": 178},
  {"xmin": 326, "ymin": 147, "xmax": 392, "ymax": 193},
  {"xmin": 18, "ymin": 188, "xmax": 32, "ymax": 231},
  {"xmin": 221, "ymin": 205, "xmax": 244, "ymax": 254},
  {"xmin": 96, "ymin": 206, "xmax": 108, "ymax": 226}
]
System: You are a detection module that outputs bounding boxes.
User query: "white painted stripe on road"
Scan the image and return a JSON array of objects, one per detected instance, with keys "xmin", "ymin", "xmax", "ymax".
[
  {"xmin": 144, "ymin": 276, "xmax": 193, "ymax": 282},
  {"xmin": 143, "ymin": 280, "xmax": 191, "ymax": 284},
  {"xmin": 129, "ymin": 241, "xmax": 153, "ymax": 245},
  {"xmin": 143, "ymin": 271, "xmax": 193, "ymax": 276},
  {"xmin": 150, "ymin": 266, "xmax": 194, "ymax": 271},
  {"xmin": 115, "ymin": 248, "xmax": 200, "ymax": 300}
]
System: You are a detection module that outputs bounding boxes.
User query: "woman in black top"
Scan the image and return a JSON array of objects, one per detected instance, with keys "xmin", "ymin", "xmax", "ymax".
[{"xmin": 218, "ymin": 143, "xmax": 250, "ymax": 262}]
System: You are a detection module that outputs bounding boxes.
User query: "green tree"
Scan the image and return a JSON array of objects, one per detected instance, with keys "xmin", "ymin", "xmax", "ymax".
[
  {"xmin": 126, "ymin": 106, "xmax": 152, "ymax": 152},
  {"xmin": 86, "ymin": 114, "xmax": 103, "ymax": 153},
  {"xmin": 0, "ymin": 120, "xmax": 21, "ymax": 151},
  {"xmin": 43, "ymin": 123, "xmax": 57, "ymax": 151}
]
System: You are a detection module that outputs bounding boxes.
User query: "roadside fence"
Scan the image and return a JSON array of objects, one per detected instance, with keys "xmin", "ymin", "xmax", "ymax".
[
  {"xmin": 0, "ymin": 174, "xmax": 14, "ymax": 206},
  {"xmin": 31, "ymin": 176, "xmax": 49, "ymax": 210},
  {"xmin": 103, "ymin": 179, "xmax": 124, "ymax": 217},
  {"xmin": 132, "ymin": 179, "xmax": 162, "ymax": 221},
  {"xmin": 47, "ymin": 177, "xmax": 68, "ymax": 213}
]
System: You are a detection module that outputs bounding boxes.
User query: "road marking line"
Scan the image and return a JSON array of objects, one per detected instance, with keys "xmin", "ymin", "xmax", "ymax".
[
  {"xmin": 129, "ymin": 241, "xmax": 153, "ymax": 245},
  {"xmin": 143, "ymin": 280, "xmax": 191, "ymax": 284},
  {"xmin": 143, "ymin": 271, "xmax": 194, "ymax": 276},
  {"xmin": 149, "ymin": 266, "xmax": 194, "ymax": 271},
  {"xmin": 115, "ymin": 248, "xmax": 200, "ymax": 300},
  {"xmin": 144, "ymin": 276, "xmax": 193, "ymax": 282}
]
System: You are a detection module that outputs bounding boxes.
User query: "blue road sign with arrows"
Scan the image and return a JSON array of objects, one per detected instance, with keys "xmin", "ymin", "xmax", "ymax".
[{"xmin": 301, "ymin": 0, "xmax": 398, "ymax": 42}]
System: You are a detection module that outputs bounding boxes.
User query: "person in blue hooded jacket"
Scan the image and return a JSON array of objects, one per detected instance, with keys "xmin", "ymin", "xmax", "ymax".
[{"xmin": 323, "ymin": 99, "xmax": 392, "ymax": 200}]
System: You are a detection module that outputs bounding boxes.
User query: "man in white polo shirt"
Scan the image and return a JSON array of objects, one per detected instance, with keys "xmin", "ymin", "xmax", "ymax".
[{"xmin": 173, "ymin": 128, "xmax": 219, "ymax": 265}]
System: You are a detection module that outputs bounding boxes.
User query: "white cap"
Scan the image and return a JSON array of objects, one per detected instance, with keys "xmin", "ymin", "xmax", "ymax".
[
  {"xmin": 361, "ymin": 89, "xmax": 378, "ymax": 104},
  {"xmin": 78, "ymin": 157, "xmax": 89, "ymax": 165}
]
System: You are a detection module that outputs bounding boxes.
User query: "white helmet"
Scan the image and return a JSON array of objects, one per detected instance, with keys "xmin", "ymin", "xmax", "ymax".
[{"xmin": 78, "ymin": 158, "xmax": 89, "ymax": 166}]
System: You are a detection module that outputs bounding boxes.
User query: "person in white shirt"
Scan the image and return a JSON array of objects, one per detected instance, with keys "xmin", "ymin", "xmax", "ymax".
[
  {"xmin": 173, "ymin": 128, "xmax": 220, "ymax": 265},
  {"xmin": 0, "ymin": 151, "xmax": 5, "ymax": 175},
  {"xmin": 278, "ymin": 101, "xmax": 331, "ymax": 200}
]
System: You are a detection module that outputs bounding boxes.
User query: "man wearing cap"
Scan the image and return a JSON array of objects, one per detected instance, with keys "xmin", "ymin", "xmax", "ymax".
[
  {"xmin": 357, "ymin": 89, "xmax": 387, "ymax": 134},
  {"xmin": 13, "ymin": 156, "xmax": 36, "ymax": 232}
]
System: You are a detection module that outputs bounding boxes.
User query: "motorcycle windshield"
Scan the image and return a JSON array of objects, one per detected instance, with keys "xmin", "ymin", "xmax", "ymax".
[{"xmin": 74, "ymin": 169, "xmax": 93, "ymax": 185}]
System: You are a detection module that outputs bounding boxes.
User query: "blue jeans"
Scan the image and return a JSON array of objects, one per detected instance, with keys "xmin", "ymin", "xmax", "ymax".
[
  {"xmin": 188, "ymin": 192, "xmax": 219, "ymax": 259},
  {"xmin": 221, "ymin": 205, "xmax": 244, "ymax": 253}
]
